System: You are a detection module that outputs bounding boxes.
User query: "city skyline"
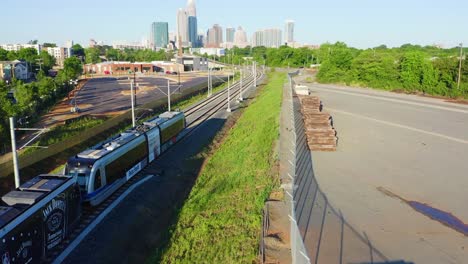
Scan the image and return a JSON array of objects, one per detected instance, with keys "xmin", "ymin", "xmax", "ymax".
[{"xmin": 1, "ymin": 0, "xmax": 467, "ymax": 49}]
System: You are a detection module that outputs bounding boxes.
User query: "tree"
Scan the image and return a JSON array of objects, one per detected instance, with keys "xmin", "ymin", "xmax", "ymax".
[
  {"xmin": 17, "ymin": 48, "xmax": 39, "ymax": 64},
  {"xmin": 7, "ymin": 51, "xmax": 18, "ymax": 61},
  {"xmin": 39, "ymin": 51, "xmax": 56, "ymax": 72},
  {"xmin": 399, "ymin": 52, "xmax": 425, "ymax": 91},
  {"xmin": 72, "ymin": 44, "xmax": 85, "ymax": 58},
  {"xmin": 43, "ymin": 43, "xmax": 57, "ymax": 48},
  {"xmin": 85, "ymin": 47, "xmax": 101, "ymax": 64},
  {"xmin": 348, "ymin": 51, "xmax": 400, "ymax": 89},
  {"xmin": 62, "ymin": 57, "xmax": 83, "ymax": 80},
  {"xmin": 105, "ymin": 48, "xmax": 120, "ymax": 61},
  {"xmin": 317, "ymin": 42, "xmax": 355, "ymax": 83},
  {"xmin": 0, "ymin": 48, "xmax": 8, "ymax": 61}
]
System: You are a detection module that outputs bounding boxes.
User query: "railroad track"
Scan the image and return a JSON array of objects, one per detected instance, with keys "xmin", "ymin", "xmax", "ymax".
[
  {"xmin": 183, "ymin": 70, "xmax": 255, "ymax": 117},
  {"xmin": 46, "ymin": 69, "xmax": 264, "ymax": 263}
]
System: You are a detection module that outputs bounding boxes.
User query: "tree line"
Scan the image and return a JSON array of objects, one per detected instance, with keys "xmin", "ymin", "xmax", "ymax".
[
  {"xmin": 315, "ymin": 42, "xmax": 467, "ymax": 98},
  {"xmin": 0, "ymin": 46, "xmax": 83, "ymax": 152},
  {"xmin": 0, "ymin": 43, "xmax": 175, "ymax": 151},
  {"xmin": 218, "ymin": 43, "xmax": 467, "ymax": 98}
]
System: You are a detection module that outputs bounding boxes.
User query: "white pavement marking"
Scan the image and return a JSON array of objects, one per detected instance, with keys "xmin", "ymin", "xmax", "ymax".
[
  {"xmin": 52, "ymin": 175, "xmax": 155, "ymax": 264},
  {"xmin": 312, "ymin": 86, "xmax": 468, "ymax": 114},
  {"xmin": 329, "ymin": 108, "xmax": 468, "ymax": 145}
]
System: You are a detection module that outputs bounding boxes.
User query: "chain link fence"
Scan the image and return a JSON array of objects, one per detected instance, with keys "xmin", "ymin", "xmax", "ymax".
[{"xmin": 286, "ymin": 71, "xmax": 388, "ymax": 264}]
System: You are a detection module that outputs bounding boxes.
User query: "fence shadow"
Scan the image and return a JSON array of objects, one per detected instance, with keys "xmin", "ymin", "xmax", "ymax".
[{"xmin": 287, "ymin": 71, "xmax": 411, "ymax": 264}]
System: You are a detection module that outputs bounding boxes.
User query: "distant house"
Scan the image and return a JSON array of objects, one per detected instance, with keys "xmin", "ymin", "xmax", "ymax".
[{"xmin": 0, "ymin": 60, "xmax": 32, "ymax": 81}]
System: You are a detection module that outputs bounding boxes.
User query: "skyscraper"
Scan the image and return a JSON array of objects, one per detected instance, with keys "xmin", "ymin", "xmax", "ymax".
[
  {"xmin": 151, "ymin": 22, "xmax": 169, "ymax": 49},
  {"xmin": 177, "ymin": 0, "xmax": 198, "ymax": 48},
  {"xmin": 206, "ymin": 24, "xmax": 223, "ymax": 48},
  {"xmin": 285, "ymin": 20, "xmax": 294, "ymax": 43},
  {"xmin": 226, "ymin": 27, "xmax": 235, "ymax": 43},
  {"xmin": 234, "ymin": 26, "xmax": 248, "ymax": 48},
  {"xmin": 252, "ymin": 29, "xmax": 282, "ymax": 48},
  {"xmin": 188, "ymin": 16, "xmax": 198, "ymax": 47},
  {"xmin": 177, "ymin": 8, "xmax": 189, "ymax": 47},
  {"xmin": 186, "ymin": 0, "xmax": 197, "ymax": 17},
  {"xmin": 187, "ymin": 0, "xmax": 198, "ymax": 47}
]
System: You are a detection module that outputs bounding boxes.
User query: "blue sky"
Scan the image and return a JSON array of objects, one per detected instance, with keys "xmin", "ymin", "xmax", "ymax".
[{"xmin": 1, "ymin": 0, "xmax": 467, "ymax": 48}]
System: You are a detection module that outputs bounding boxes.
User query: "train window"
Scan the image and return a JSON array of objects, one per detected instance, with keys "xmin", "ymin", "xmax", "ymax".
[
  {"xmin": 94, "ymin": 170, "xmax": 102, "ymax": 191},
  {"xmin": 161, "ymin": 117, "xmax": 184, "ymax": 143},
  {"xmin": 105, "ymin": 142, "xmax": 148, "ymax": 184}
]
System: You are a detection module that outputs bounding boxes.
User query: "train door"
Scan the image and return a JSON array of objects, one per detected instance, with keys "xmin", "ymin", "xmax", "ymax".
[
  {"xmin": 93, "ymin": 168, "xmax": 103, "ymax": 192},
  {"xmin": 146, "ymin": 127, "xmax": 161, "ymax": 163}
]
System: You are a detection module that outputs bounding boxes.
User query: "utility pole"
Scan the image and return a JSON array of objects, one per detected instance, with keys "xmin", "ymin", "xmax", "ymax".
[
  {"xmin": 9, "ymin": 117, "xmax": 50, "ymax": 188},
  {"xmin": 457, "ymin": 43, "xmax": 463, "ymax": 90},
  {"xmin": 167, "ymin": 80, "xmax": 172, "ymax": 112},
  {"xmin": 253, "ymin": 61, "xmax": 257, "ymax": 87},
  {"xmin": 226, "ymin": 74, "xmax": 231, "ymax": 112},
  {"xmin": 207, "ymin": 67, "xmax": 212, "ymax": 97},
  {"xmin": 9, "ymin": 118, "xmax": 20, "ymax": 188},
  {"xmin": 131, "ymin": 80, "xmax": 136, "ymax": 127},
  {"xmin": 239, "ymin": 66, "xmax": 243, "ymax": 101}
]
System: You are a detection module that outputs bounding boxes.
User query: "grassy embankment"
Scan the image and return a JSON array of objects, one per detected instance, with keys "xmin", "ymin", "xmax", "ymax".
[
  {"xmin": 22, "ymin": 117, "xmax": 105, "ymax": 155},
  {"xmin": 151, "ymin": 72, "xmax": 286, "ymax": 263}
]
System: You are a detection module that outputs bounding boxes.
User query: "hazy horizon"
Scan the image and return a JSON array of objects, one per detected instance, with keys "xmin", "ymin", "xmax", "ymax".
[{"xmin": 1, "ymin": 0, "xmax": 467, "ymax": 49}]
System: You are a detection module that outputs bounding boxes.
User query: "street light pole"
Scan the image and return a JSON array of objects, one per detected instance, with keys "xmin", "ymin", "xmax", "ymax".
[
  {"xmin": 9, "ymin": 117, "xmax": 20, "ymax": 188},
  {"xmin": 457, "ymin": 43, "xmax": 463, "ymax": 90},
  {"xmin": 131, "ymin": 80, "xmax": 136, "ymax": 127}
]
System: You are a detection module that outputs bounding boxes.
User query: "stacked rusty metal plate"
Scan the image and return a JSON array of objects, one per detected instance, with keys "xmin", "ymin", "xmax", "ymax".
[{"xmin": 299, "ymin": 96, "xmax": 338, "ymax": 151}]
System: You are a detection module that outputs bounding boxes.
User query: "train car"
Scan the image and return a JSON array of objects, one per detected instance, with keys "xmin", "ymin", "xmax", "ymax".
[
  {"xmin": 0, "ymin": 175, "xmax": 81, "ymax": 263},
  {"xmin": 65, "ymin": 111, "xmax": 185, "ymax": 206}
]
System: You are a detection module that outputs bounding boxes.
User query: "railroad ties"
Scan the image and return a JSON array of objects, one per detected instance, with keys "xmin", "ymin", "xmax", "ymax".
[{"xmin": 298, "ymin": 96, "xmax": 338, "ymax": 151}]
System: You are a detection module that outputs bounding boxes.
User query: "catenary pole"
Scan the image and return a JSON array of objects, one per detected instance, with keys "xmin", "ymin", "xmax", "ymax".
[
  {"xmin": 131, "ymin": 80, "xmax": 136, "ymax": 127},
  {"xmin": 227, "ymin": 74, "xmax": 231, "ymax": 112},
  {"xmin": 9, "ymin": 117, "xmax": 20, "ymax": 188},
  {"xmin": 167, "ymin": 79, "xmax": 171, "ymax": 112}
]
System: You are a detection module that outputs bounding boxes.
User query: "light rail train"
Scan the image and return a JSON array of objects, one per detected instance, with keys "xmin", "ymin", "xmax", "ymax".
[{"xmin": 0, "ymin": 111, "xmax": 185, "ymax": 263}]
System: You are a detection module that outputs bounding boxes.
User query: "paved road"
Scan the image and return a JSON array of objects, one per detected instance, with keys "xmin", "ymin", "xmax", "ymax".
[
  {"xmin": 296, "ymin": 77, "xmax": 468, "ymax": 263},
  {"xmin": 75, "ymin": 76, "xmax": 208, "ymax": 115}
]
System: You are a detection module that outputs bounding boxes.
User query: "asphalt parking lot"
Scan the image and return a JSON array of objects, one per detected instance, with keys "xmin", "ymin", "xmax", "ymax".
[{"xmin": 74, "ymin": 76, "xmax": 208, "ymax": 115}]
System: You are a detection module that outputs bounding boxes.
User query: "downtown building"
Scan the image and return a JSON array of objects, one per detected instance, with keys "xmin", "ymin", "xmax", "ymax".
[
  {"xmin": 176, "ymin": 8, "xmax": 189, "ymax": 48},
  {"xmin": 176, "ymin": 0, "xmax": 199, "ymax": 48},
  {"xmin": 252, "ymin": 28, "xmax": 283, "ymax": 48},
  {"xmin": 226, "ymin": 27, "xmax": 235, "ymax": 43},
  {"xmin": 0, "ymin": 43, "xmax": 42, "ymax": 54},
  {"xmin": 151, "ymin": 22, "xmax": 169, "ymax": 49},
  {"xmin": 206, "ymin": 24, "xmax": 223, "ymax": 48},
  {"xmin": 233, "ymin": 26, "xmax": 249, "ymax": 48},
  {"xmin": 46, "ymin": 47, "xmax": 71, "ymax": 66},
  {"xmin": 284, "ymin": 20, "xmax": 295, "ymax": 43}
]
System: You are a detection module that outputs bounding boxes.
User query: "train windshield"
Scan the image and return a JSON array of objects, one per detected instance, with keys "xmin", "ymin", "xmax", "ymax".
[
  {"xmin": 76, "ymin": 173, "xmax": 88, "ymax": 189},
  {"xmin": 67, "ymin": 167, "xmax": 89, "ymax": 192}
]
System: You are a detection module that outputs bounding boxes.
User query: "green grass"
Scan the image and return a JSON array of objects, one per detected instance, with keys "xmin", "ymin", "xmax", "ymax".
[{"xmin": 152, "ymin": 72, "xmax": 286, "ymax": 263}]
